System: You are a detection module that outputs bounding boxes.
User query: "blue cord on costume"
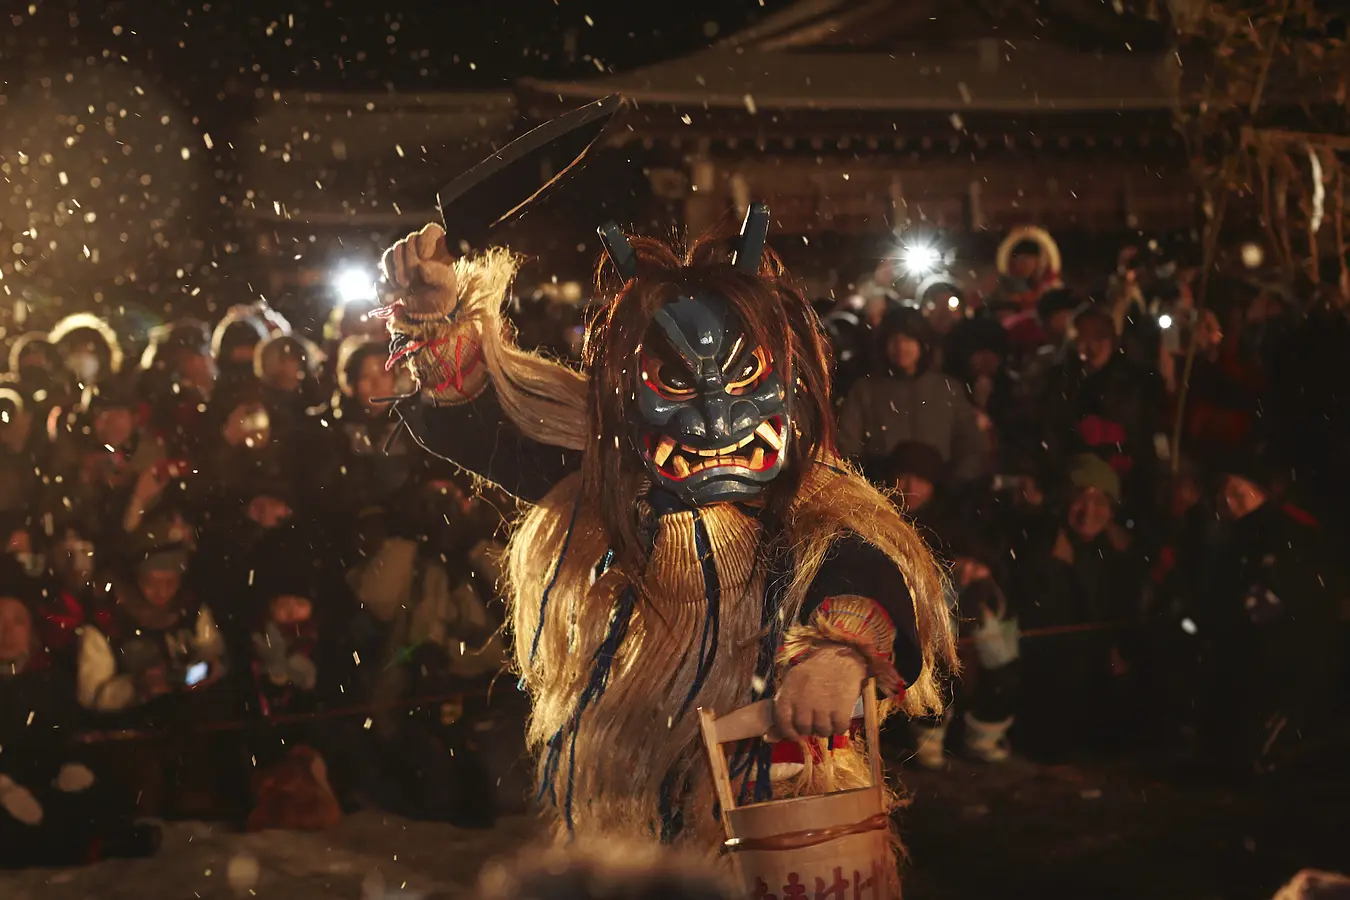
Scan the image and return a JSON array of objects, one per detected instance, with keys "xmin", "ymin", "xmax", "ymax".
[
  {"xmin": 537, "ymin": 585, "xmax": 638, "ymax": 837},
  {"xmin": 526, "ymin": 495, "xmax": 582, "ymax": 669},
  {"xmin": 738, "ymin": 547, "xmax": 791, "ymax": 807},
  {"xmin": 676, "ymin": 509, "xmax": 721, "ymax": 721}
]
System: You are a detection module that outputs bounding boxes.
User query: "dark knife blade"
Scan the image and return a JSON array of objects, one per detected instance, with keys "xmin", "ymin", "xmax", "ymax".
[{"xmin": 437, "ymin": 94, "xmax": 623, "ymax": 253}]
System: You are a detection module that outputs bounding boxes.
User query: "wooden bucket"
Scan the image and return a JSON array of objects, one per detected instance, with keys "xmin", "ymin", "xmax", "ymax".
[{"xmin": 698, "ymin": 679, "xmax": 900, "ymax": 900}]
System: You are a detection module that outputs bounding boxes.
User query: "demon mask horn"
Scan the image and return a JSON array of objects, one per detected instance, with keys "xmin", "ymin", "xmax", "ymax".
[
  {"xmin": 598, "ymin": 222, "xmax": 639, "ymax": 281},
  {"xmin": 732, "ymin": 202, "xmax": 770, "ymax": 273}
]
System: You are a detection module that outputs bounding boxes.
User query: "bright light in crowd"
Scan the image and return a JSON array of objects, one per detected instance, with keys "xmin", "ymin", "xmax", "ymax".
[
  {"xmin": 900, "ymin": 242, "xmax": 940, "ymax": 276},
  {"xmin": 946, "ymin": 295, "xmax": 960, "ymax": 310},
  {"xmin": 334, "ymin": 266, "xmax": 377, "ymax": 304},
  {"xmin": 1240, "ymin": 242, "xmax": 1264, "ymax": 269},
  {"xmin": 1158, "ymin": 314, "xmax": 1173, "ymax": 330}
]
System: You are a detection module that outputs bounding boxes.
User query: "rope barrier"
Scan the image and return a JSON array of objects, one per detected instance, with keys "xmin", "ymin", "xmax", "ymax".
[
  {"xmin": 70, "ymin": 619, "xmax": 1141, "ymax": 745},
  {"xmin": 959, "ymin": 619, "xmax": 1139, "ymax": 646},
  {"xmin": 71, "ymin": 688, "xmax": 490, "ymax": 744}
]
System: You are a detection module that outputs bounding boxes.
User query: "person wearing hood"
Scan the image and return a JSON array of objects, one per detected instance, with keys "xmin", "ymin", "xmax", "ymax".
[
  {"xmin": 210, "ymin": 307, "xmax": 270, "ymax": 405},
  {"xmin": 311, "ymin": 336, "xmax": 412, "ymax": 513},
  {"xmin": 252, "ymin": 333, "xmax": 325, "ymax": 451},
  {"xmin": 196, "ymin": 384, "xmax": 290, "ymax": 513},
  {"xmin": 46, "ymin": 375, "xmax": 168, "ymax": 543},
  {"xmin": 48, "ymin": 313, "xmax": 124, "ymax": 393},
  {"xmin": 7, "ymin": 333, "xmax": 61, "ymax": 380},
  {"xmin": 138, "ymin": 320, "xmax": 217, "ymax": 459},
  {"xmin": 835, "ymin": 305, "xmax": 988, "ymax": 483},
  {"xmin": 0, "ymin": 562, "xmax": 161, "ymax": 867}
]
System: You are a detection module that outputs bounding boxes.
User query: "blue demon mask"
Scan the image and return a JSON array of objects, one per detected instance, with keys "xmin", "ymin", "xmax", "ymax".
[
  {"xmin": 632, "ymin": 291, "xmax": 789, "ymax": 505},
  {"xmin": 599, "ymin": 204, "xmax": 788, "ymax": 506}
]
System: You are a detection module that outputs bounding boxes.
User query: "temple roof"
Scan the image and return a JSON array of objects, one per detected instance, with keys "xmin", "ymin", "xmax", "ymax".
[{"xmin": 521, "ymin": 0, "xmax": 1180, "ymax": 113}]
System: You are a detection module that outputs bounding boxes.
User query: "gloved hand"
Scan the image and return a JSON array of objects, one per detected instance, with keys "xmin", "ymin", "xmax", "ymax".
[
  {"xmin": 379, "ymin": 223, "xmax": 487, "ymax": 403},
  {"xmin": 252, "ymin": 625, "xmax": 292, "ymax": 687},
  {"xmin": 286, "ymin": 654, "xmax": 318, "ymax": 692},
  {"xmin": 380, "ymin": 222, "xmax": 459, "ymax": 322},
  {"xmin": 771, "ymin": 644, "xmax": 867, "ymax": 742},
  {"xmin": 0, "ymin": 774, "xmax": 43, "ymax": 825},
  {"xmin": 55, "ymin": 763, "xmax": 96, "ymax": 793}
]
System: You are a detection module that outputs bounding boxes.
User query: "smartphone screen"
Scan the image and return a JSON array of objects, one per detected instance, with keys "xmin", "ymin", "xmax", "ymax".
[{"xmin": 185, "ymin": 661, "xmax": 209, "ymax": 687}]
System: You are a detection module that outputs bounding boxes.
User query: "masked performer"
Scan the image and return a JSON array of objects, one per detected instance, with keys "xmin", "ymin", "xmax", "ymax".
[{"xmin": 378, "ymin": 207, "xmax": 956, "ymax": 853}]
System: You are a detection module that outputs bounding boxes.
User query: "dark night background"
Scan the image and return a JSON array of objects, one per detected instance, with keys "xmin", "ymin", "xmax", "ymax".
[
  {"xmin": 1, "ymin": 4, "xmax": 1348, "ymax": 899},
  {"xmin": 0, "ymin": 0, "xmax": 789, "ymax": 322}
]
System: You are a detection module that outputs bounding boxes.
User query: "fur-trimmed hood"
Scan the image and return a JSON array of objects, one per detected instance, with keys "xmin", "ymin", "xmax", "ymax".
[
  {"xmin": 47, "ymin": 313, "xmax": 125, "ymax": 375},
  {"xmin": 7, "ymin": 332, "xmax": 57, "ymax": 374},
  {"xmin": 211, "ymin": 306, "xmax": 270, "ymax": 362}
]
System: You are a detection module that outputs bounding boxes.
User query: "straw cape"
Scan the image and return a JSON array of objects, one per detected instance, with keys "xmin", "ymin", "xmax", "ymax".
[{"xmin": 380, "ymin": 223, "xmax": 957, "ymax": 856}]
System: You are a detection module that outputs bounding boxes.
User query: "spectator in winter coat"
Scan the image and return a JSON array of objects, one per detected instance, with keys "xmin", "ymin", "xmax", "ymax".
[
  {"xmin": 1016, "ymin": 454, "xmax": 1142, "ymax": 759},
  {"xmin": 0, "ymin": 563, "xmax": 160, "ymax": 867},
  {"xmin": 138, "ymin": 320, "xmax": 217, "ymax": 460},
  {"xmin": 76, "ymin": 511, "xmax": 225, "ymax": 714},
  {"xmin": 879, "ymin": 442, "xmax": 1021, "ymax": 767},
  {"xmin": 312, "ymin": 336, "xmax": 411, "ymax": 514},
  {"xmin": 254, "ymin": 334, "xmax": 324, "ymax": 448},
  {"xmin": 836, "ymin": 305, "xmax": 988, "ymax": 483},
  {"xmin": 46, "ymin": 375, "xmax": 168, "ymax": 542},
  {"xmin": 36, "ymin": 520, "xmax": 112, "ymax": 673},
  {"xmin": 943, "ymin": 314, "xmax": 1015, "ymax": 457},
  {"xmin": 249, "ymin": 568, "xmax": 324, "ymax": 719},
  {"xmin": 1189, "ymin": 454, "xmax": 1343, "ymax": 778},
  {"xmin": 1042, "ymin": 305, "xmax": 1162, "ymax": 516}
]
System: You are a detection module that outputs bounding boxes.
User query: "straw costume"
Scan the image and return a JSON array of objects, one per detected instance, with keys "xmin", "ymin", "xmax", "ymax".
[{"xmin": 378, "ymin": 207, "xmax": 957, "ymax": 855}]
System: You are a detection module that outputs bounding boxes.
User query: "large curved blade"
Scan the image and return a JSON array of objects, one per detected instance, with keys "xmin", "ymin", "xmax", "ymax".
[{"xmin": 437, "ymin": 94, "xmax": 623, "ymax": 252}]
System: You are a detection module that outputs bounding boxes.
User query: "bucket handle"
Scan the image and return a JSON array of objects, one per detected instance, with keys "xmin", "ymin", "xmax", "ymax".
[{"xmin": 697, "ymin": 678, "xmax": 884, "ymax": 824}]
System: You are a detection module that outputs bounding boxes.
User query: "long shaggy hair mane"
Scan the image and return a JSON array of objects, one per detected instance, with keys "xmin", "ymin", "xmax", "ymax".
[
  {"xmin": 580, "ymin": 230, "xmax": 834, "ymax": 596},
  {"xmin": 459, "ymin": 223, "xmax": 956, "ymax": 849}
]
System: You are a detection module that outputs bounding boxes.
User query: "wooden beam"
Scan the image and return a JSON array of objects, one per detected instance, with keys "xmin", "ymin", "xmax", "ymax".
[{"xmin": 1242, "ymin": 127, "xmax": 1350, "ymax": 151}]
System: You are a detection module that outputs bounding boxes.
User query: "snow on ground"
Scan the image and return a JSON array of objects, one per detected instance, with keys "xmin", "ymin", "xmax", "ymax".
[{"xmin": 0, "ymin": 812, "xmax": 541, "ymax": 900}]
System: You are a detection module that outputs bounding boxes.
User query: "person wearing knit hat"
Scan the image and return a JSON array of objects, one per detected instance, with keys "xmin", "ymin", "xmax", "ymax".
[
  {"xmin": 1067, "ymin": 452, "xmax": 1122, "ymax": 506},
  {"xmin": 1015, "ymin": 453, "xmax": 1139, "ymax": 761},
  {"xmin": 75, "ymin": 510, "xmax": 226, "ymax": 713}
]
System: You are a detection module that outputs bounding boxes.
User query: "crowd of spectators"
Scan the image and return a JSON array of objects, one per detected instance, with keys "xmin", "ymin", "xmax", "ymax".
[
  {"xmin": 0, "ymin": 300, "xmax": 523, "ymax": 865},
  {"xmin": 0, "ymin": 232, "xmax": 1346, "ymax": 869}
]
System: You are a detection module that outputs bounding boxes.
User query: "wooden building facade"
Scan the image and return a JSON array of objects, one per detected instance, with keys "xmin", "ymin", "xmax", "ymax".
[{"xmin": 518, "ymin": 0, "xmax": 1197, "ymax": 278}]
